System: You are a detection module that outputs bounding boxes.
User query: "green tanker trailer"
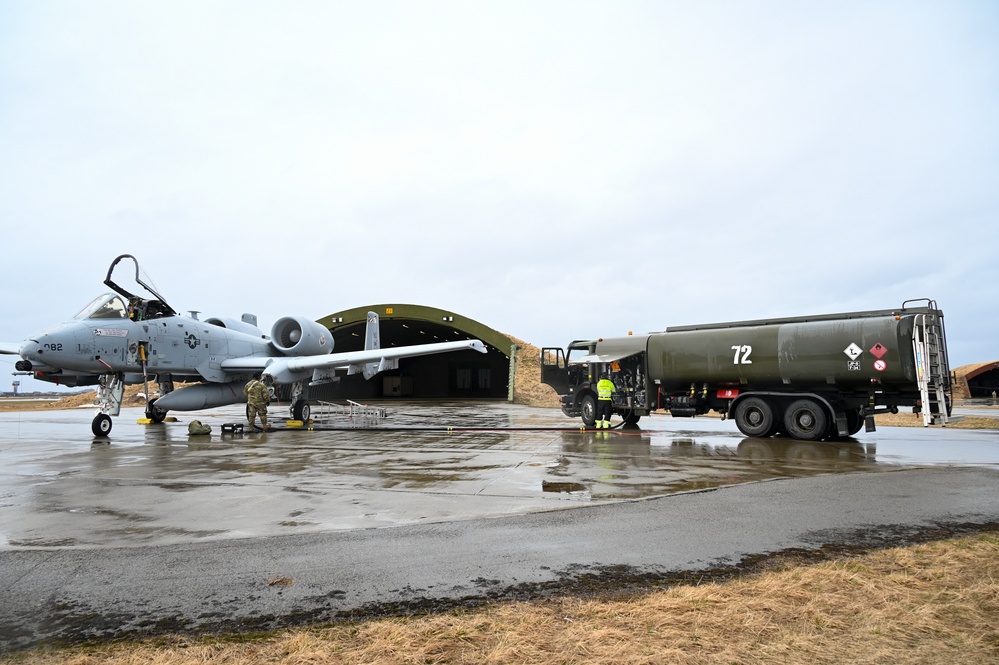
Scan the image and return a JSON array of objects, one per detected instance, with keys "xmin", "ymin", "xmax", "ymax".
[{"xmin": 540, "ymin": 299, "xmax": 952, "ymax": 441}]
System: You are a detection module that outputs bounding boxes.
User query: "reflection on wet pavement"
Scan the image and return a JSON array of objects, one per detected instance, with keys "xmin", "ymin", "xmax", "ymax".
[
  {"xmin": 0, "ymin": 401, "xmax": 996, "ymax": 549},
  {"xmin": 548, "ymin": 432, "xmax": 879, "ymax": 498}
]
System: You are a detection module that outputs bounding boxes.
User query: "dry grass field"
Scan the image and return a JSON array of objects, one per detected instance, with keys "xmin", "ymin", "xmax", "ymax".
[
  {"xmin": 874, "ymin": 411, "xmax": 999, "ymax": 430},
  {"xmin": 0, "ymin": 386, "xmax": 150, "ymax": 411},
  {"xmin": 4, "ymin": 532, "xmax": 997, "ymax": 665}
]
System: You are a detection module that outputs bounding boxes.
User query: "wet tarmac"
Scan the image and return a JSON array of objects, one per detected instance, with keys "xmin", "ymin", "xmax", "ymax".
[
  {"xmin": 3, "ymin": 400, "xmax": 999, "ymax": 651},
  {"xmin": 2, "ymin": 401, "xmax": 997, "ymax": 550}
]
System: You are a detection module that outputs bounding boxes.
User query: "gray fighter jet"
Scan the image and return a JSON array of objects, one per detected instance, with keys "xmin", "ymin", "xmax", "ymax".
[{"xmin": 0, "ymin": 254, "xmax": 486, "ymax": 436}]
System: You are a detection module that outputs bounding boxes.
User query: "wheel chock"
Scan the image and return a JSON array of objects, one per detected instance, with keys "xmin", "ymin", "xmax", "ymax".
[
  {"xmin": 137, "ymin": 418, "xmax": 153, "ymax": 425},
  {"xmin": 221, "ymin": 423, "xmax": 244, "ymax": 435},
  {"xmin": 285, "ymin": 419, "xmax": 305, "ymax": 428}
]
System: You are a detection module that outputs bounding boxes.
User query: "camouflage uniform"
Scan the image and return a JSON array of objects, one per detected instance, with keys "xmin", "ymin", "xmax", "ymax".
[{"xmin": 243, "ymin": 378, "xmax": 271, "ymax": 429}]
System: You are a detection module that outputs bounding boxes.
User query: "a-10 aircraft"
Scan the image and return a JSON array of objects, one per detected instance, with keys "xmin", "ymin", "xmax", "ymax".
[{"xmin": 0, "ymin": 254, "xmax": 486, "ymax": 436}]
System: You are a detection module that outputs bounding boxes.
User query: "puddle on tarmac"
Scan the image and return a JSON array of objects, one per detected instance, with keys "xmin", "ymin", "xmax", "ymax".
[{"xmin": 545, "ymin": 430, "xmax": 880, "ymax": 499}]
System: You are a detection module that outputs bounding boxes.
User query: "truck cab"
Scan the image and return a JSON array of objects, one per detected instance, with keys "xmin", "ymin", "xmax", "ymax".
[{"xmin": 542, "ymin": 335, "xmax": 651, "ymax": 428}]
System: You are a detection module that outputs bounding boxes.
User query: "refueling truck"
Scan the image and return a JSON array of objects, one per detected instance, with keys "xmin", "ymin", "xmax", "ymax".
[{"xmin": 541, "ymin": 299, "xmax": 952, "ymax": 441}]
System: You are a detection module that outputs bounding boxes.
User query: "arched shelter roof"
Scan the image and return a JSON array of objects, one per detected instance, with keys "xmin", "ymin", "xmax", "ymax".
[
  {"xmin": 954, "ymin": 361, "xmax": 999, "ymax": 382},
  {"xmin": 317, "ymin": 304, "xmax": 517, "ymax": 357}
]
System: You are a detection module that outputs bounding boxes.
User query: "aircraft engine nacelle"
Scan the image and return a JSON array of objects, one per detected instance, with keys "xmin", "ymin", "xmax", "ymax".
[{"xmin": 270, "ymin": 317, "xmax": 334, "ymax": 356}]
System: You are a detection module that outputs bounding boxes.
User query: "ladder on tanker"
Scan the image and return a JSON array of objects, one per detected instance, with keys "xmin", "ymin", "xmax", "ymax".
[{"xmin": 912, "ymin": 304, "xmax": 951, "ymax": 427}]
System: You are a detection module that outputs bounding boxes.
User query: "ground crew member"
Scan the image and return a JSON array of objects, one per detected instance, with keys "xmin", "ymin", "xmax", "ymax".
[
  {"xmin": 244, "ymin": 373, "xmax": 273, "ymax": 430},
  {"xmin": 595, "ymin": 373, "xmax": 616, "ymax": 429}
]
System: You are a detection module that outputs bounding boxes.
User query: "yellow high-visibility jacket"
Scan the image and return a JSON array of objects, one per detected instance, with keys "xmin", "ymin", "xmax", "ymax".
[{"xmin": 597, "ymin": 378, "xmax": 615, "ymax": 401}]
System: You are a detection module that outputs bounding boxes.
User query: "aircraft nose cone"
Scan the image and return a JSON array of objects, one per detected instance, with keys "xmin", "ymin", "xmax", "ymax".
[{"xmin": 19, "ymin": 338, "xmax": 40, "ymax": 360}]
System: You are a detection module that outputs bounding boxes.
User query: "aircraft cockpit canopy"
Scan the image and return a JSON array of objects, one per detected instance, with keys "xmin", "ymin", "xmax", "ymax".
[
  {"xmin": 103, "ymin": 254, "xmax": 178, "ymax": 318},
  {"xmin": 75, "ymin": 294, "xmax": 129, "ymax": 320},
  {"xmin": 74, "ymin": 293, "xmax": 171, "ymax": 321}
]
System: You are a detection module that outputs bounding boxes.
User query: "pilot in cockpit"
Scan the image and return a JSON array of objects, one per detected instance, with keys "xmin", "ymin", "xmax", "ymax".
[
  {"xmin": 128, "ymin": 297, "xmax": 141, "ymax": 321},
  {"xmin": 127, "ymin": 296, "xmax": 166, "ymax": 321}
]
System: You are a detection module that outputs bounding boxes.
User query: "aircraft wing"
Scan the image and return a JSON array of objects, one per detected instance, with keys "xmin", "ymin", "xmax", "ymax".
[
  {"xmin": 220, "ymin": 339, "xmax": 487, "ymax": 383},
  {"xmin": 0, "ymin": 343, "xmax": 22, "ymax": 355}
]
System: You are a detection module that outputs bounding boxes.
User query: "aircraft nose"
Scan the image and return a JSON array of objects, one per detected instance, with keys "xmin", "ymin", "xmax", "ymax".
[
  {"xmin": 19, "ymin": 338, "xmax": 40, "ymax": 360},
  {"xmin": 19, "ymin": 324, "xmax": 83, "ymax": 366}
]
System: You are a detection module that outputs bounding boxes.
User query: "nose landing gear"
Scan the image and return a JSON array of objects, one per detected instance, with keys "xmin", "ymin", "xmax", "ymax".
[
  {"xmin": 92, "ymin": 372, "xmax": 125, "ymax": 437},
  {"xmin": 92, "ymin": 413, "xmax": 113, "ymax": 437}
]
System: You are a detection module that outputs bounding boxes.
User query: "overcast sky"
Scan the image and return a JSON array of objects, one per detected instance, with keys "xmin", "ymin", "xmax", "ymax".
[{"xmin": 1, "ymin": 1, "xmax": 997, "ymax": 392}]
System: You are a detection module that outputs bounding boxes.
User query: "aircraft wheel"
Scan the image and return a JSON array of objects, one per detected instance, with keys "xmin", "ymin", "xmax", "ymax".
[
  {"xmin": 292, "ymin": 400, "xmax": 311, "ymax": 421},
  {"xmin": 580, "ymin": 394, "xmax": 597, "ymax": 428},
  {"xmin": 783, "ymin": 399, "xmax": 829, "ymax": 441},
  {"xmin": 145, "ymin": 398, "xmax": 167, "ymax": 423},
  {"xmin": 733, "ymin": 397, "xmax": 774, "ymax": 437},
  {"xmin": 92, "ymin": 413, "xmax": 113, "ymax": 437}
]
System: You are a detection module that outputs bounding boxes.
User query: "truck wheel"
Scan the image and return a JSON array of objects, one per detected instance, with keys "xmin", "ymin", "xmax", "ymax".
[
  {"xmin": 580, "ymin": 394, "xmax": 597, "ymax": 428},
  {"xmin": 733, "ymin": 397, "xmax": 774, "ymax": 438},
  {"xmin": 622, "ymin": 411, "xmax": 641, "ymax": 427},
  {"xmin": 845, "ymin": 409, "xmax": 864, "ymax": 437},
  {"xmin": 783, "ymin": 399, "xmax": 829, "ymax": 441},
  {"xmin": 766, "ymin": 404, "xmax": 785, "ymax": 437}
]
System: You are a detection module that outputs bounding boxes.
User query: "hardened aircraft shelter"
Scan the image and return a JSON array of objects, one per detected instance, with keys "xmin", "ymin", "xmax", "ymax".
[
  {"xmin": 959, "ymin": 361, "xmax": 999, "ymax": 398},
  {"xmin": 311, "ymin": 304, "xmax": 517, "ymax": 401}
]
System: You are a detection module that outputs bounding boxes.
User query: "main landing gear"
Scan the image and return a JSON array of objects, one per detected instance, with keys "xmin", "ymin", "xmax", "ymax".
[
  {"xmin": 138, "ymin": 349, "xmax": 171, "ymax": 426},
  {"xmin": 288, "ymin": 379, "xmax": 312, "ymax": 422},
  {"xmin": 145, "ymin": 398, "xmax": 168, "ymax": 423},
  {"xmin": 292, "ymin": 399, "xmax": 311, "ymax": 421}
]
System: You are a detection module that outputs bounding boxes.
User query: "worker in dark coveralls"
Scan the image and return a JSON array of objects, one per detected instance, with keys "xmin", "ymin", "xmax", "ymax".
[
  {"xmin": 595, "ymin": 373, "xmax": 616, "ymax": 429},
  {"xmin": 244, "ymin": 373, "xmax": 273, "ymax": 430}
]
